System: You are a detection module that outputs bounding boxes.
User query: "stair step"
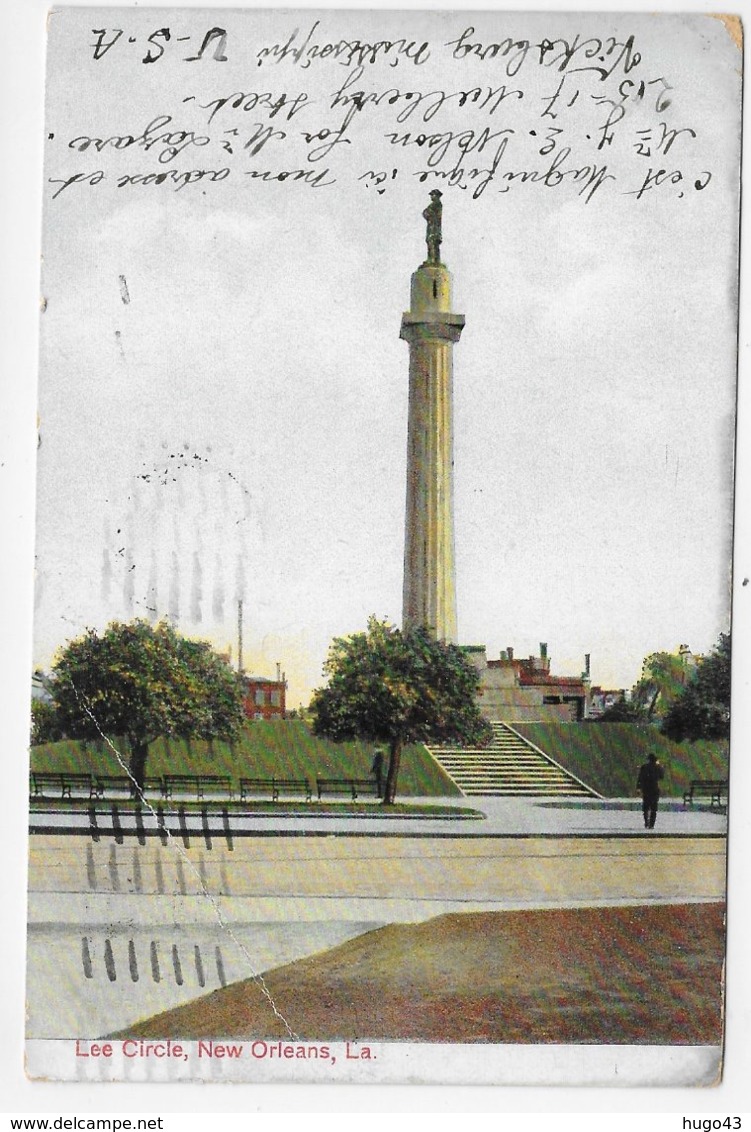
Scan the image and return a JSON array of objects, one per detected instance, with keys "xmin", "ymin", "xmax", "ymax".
[
  {"xmin": 433, "ymin": 757, "xmax": 566, "ymax": 766},
  {"xmin": 439, "ymin": 769, "xmax": 574, "ymax": 778},
  {"xmin": 426, "ymin": 722, "xmax": 595, "ymax": 798}
]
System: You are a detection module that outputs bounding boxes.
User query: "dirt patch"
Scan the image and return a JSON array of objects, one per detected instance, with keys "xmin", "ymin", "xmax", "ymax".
[{"xmin": 115, "ymin": 903, "xmax": 725, "ymax": 1045}]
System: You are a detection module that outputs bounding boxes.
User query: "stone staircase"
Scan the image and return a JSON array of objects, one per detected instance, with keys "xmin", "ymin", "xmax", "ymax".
[{"xmin": 426, "ymin": 721, "xmax": 598, "ymax": 797}]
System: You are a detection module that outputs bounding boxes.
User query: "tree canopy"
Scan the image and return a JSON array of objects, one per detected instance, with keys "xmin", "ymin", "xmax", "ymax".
[
  {"xmin": 31, "ymin": 697, "xmax": 65, "ymax": 746},
  {"xmin": 631, "ymin": 650, "xmax": 690, "ymax": 720},
  {"xmin": 596, "ymin": 697, "xmax": 650, "ymax": 725},
  {"xmin": 310, "ymin": 617, "xmax": 490, "ymax": 804},
  {"xmin": 661, "ymin": 632, "xmax": 731, "ymax": 742},
  {"xmin": 45, "ymin": 619, "xmax": 245, "ymax": 788}
]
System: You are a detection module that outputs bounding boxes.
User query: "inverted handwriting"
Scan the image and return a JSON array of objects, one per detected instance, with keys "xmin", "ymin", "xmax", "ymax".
[
  {"xmin": 241, "ymin": 124, "xmax": 287, "ymax": 157},
  {"xmin": 618, "ymin": 75, "xmax": 673, "ymax": 113},
  {"xmin": 414, "ymin": 134, "xmax": 511, "ymax": 199},
  {"xmin": 90, "ymin": 29, "xmax": 123, "ymax": 60},
  {"xmin": 255, "ymin": 21, "xmax": 430, "ymax": 69},
  {"xmin": 384, "ymin": 125, "xmax": 514, "ymax": 169},
  {"xmin": 632, "ymin": 121, "xmax": 696, "ymax": 157},
  {"xmin": 330, "ymin": 65, "xmax": 524, "ymax": 130},
  {"xmin": 624, "ymin": 166, "xmax": 711, "ymax": 199},
  {"xmin": 446, "ymin": 27, "xmax": 642, "ymax": 82},
  {"xmin": 184, "ymin": 89, "xmax": 311, "ymax": 127},
  {"xmin": 537, "ymin": 34, "xmax": 642, "ymax": 80},
  {"xmin": 68, "ymin": 115, "xmax": 210, "ymax": 164},
  {"xmin": 244, "ymin": 166, "xmax": 336, "ymax": 187},
  {"xmin": 53, "ymin": 22, "xmax": 712, "ymax": 206},
  {"xmin": 90, "ymin": 26, "xmax": 229, "ymax": 64},
  {"xmin": 493, "ymin": 145, "xmax": 615, "ymax": 202},
  {"xmin": 49, "ymin": 170, "xmax": 106, "ymax": 199},
  {"xmin": 445, "ymin": 29, "xmax": 533, "ymax": 76},
  {"xmin": 116, "ymin": 167, "xmax": 231, "ymax": 190},
  {"xmin": 299, "ymin": 125, "xmax": 351, "ymax": 161}
]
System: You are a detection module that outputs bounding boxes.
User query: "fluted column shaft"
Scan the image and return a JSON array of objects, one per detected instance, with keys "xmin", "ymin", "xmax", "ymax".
[{"xmin": 400, "ymin": 263, "xmax": 464, "ymax": 643}]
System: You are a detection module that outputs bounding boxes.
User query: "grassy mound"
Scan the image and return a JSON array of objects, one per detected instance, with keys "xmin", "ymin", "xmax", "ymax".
[
  {"xmin": 513, "ymin": 722, "xmax": 729, "ymax": 798},
  {"xmin": 29, "ymin": 720, "xmax": 460, "ymax": 798},
  {"xmin": 115, "ymin": 903, "xmax": 724, "ymax": 1045}
]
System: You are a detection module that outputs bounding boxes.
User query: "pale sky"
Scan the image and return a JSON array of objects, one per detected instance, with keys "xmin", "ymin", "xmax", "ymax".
[{"xmin": 32, "ymin": 8, "xmax": 741, "ymax": 707}]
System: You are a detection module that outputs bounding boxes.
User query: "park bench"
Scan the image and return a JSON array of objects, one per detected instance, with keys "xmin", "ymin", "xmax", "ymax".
[
  {"xmin": 239, "ymin": 777, "xmax": 312, "ymax": 802},
  {"xmin": 29, "ymin": 772, "xmax": 161, "ymax": 801},
  {"xmin": 316, "ymin": 777, "xmax": 379, "ymax": 802},
  {"xmin": 195, "ymin": 775, "xmax": 233, "ymax": 799},
  {"xmin": 113, "ymin": 776, "xmax": 163, "ymax": 800},
  {"xmin": 683, "ymin": 779, "xmax": 728, "ymax": 808},
  {"xmin": 139, "ymin": 776, "xmax": 164, "ymax": 796},
  {"xmin": 29, "ymin": 772, "xmax": 65, "ymax": 799},
  {"xmin": 91, "ymin": 775, "xmax": 136, "ymax": 798},
  {"xmin": 161, "ymin": 774, "xmax": 233, "ymax": 801},
  {"xmin": 60, "ymin": 773, "xmax": 95, "ymax": 798},
  {"xmin": 160, "ymin": 775, "xmax": 196, "ymax": 800}
]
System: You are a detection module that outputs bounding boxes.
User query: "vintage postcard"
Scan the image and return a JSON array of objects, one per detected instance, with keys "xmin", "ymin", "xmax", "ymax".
[{"xmin": 26, "ymin": 8, "xmax": 741, "ymax": 1086}]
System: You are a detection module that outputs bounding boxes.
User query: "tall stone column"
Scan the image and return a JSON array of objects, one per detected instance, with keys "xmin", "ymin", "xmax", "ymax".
[{"xmin": 400, "ymin": 194, "xmax": 465, "ymax": 642}]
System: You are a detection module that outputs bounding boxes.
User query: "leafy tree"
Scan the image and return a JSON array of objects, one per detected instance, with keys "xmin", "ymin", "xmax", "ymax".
[
  {"xmin": 662, "ymin": 632, "xmax": 731, "ymax": 742},
  {"xmin": 595, "ymin": 697, "xmax": 649, "ymax": 724},
  {"xmin": 632, "ymin": 650, "xmax": 690, "ymax": 720},
  {"xmin": 310, "ymin": 617, "xmax": 491, "ymax": 804},
  {"xmin": 48, "ymin": 620, "xmax": 245, "ymax": 789},
  {"xmin": 31, "ymin": 698, "xmax": 65, "ymax": 745}
]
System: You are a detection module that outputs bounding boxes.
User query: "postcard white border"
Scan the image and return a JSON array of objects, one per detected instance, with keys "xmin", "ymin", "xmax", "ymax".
[{"xmin": 2, "ymin": 0, "xmax": 750, "ymax": 1116}]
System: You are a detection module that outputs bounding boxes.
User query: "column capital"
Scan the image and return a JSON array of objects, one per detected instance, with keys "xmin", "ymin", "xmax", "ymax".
[{"xmin": 400, "ymin": 311, "xmax": 465, "ymax": 344}]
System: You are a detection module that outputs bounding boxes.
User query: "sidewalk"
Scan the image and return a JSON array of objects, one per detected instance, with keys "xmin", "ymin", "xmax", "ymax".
[
  {"xmin": 29, "ymin": 793, "xmax": 728, "ymax": 838},
  {"xmin": 26, "ymin": 797, "xmax": 727, "ymax": 1039}
]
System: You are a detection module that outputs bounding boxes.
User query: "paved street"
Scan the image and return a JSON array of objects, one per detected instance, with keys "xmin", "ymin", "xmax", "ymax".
[
  {"xmin": 26, "ymin": 794, "xmax": 727, "ymax": 1039},
  {"xmin": 28, "ymin": 792, "xmax": 728, "ymax": 838}
]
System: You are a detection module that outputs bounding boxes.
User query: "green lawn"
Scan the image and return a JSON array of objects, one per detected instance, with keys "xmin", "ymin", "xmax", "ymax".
[
  {"xmin": 30, "ymin": 720, "xmax": 729, "ymax": 802},
  {"xmin": 28, "ymin": 797, "xmax": 478, "ymax": 819},
  {"xmin": 513, "ymin": 722, "xmax": 730, "ymax": 798},
  {"xmin": 29, "ymin": 719, "xmax": 460, "ymax": 798}
]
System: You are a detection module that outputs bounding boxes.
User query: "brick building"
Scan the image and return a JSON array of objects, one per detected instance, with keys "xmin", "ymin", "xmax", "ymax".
[
  {"xmin": 462, "ymin": 642, "xmax": 592, "ymax": 722},
  {"xmin": 242, "ymin": 674, "xmax": 287, "ymax": 721}
]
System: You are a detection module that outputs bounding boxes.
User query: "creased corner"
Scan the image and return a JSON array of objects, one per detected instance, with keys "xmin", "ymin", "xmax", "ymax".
[{"xmin": 707, "ymin": 14, "xmax": 743, "ymax": 51}]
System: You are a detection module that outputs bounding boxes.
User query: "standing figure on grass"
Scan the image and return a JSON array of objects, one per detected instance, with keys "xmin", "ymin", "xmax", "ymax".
[
  {"xmin": 637, "ymin": 752, "xmax": 665, "ymax": 829},
  {"xmin": 371, "ymin": 749, "xmax": 384, "ymax": 799}
]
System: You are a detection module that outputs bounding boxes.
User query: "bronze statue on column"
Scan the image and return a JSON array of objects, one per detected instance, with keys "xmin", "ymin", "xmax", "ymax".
[{"xmin": 423, "ymin": 190, "xmax": 443, "ymax": 264}]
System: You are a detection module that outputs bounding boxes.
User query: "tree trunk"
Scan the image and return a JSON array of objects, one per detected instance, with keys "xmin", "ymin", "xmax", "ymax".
[
  {"xmin": 128, "ymin": 737, "xmax": 149, "ymax": 793},
  {"xmin": 383, "ymin": 736, "xmax": 403, "ymax": 806}
]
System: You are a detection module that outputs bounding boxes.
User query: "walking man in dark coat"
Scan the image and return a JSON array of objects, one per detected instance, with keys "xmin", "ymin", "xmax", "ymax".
[
  {"xmin": 637, "ymin": 752, "xmax": 665, "ymax": 829},
  {"xmin": 371, "ymin": 749, "xmax": 385, "ymax": 799}
]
